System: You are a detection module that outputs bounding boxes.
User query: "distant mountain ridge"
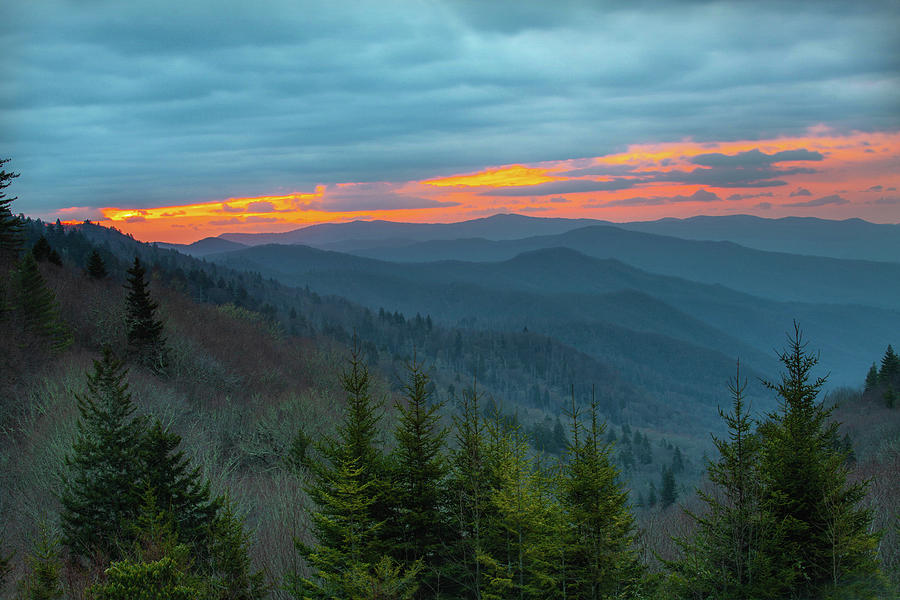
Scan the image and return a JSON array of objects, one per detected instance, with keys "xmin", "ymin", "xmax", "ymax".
[{"xmin": 211, "ymin": 213, "xmax": 900, "ymax": 263}]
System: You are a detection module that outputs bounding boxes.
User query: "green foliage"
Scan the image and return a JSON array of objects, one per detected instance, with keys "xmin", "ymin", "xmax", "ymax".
[
  {"xmin": 0, "ymin": 540, "xmax": 11, "ymax": 591},
  {"xmin": 125, "ymin": 257, "xmax": 167, "ymax": 369},
  {"xmin": 559, "ymin": 394, "xmax": 641, "ymax": 600},
  {"xmin": 13, "ymin": 252, "xmax": 71, "ymax": 350},
  {"xmin": 86, "ymin": 548, "xmax": 203, "ymax": 600},
  {"xmin": 757, "ymin": 324, "xmax": 883, "ymax": 598},
  {"xmin": 17, "ymin": 519, "xmax": 64, "ymax": 600},
  {"xmin": 207, "ymin": 498, "xmax": 268, "ymax": 600},
  {"xmin": 880, "ymin": 345, "xmax": 899, "ymax": 382},
  {"xmin": 667, "ymin": 362, "xmax": 778, "ymax": 599},
  {"xmin": 87, "ymin": 249, "xmax": 108, "ymax": 280},
  {"xmin": 140, "ymin": 420, "xmax": 220, "ymax": 558},
  {"xmin": 659, "ymin": 468, "xmax": 677, "ymax": 509},
  {"xmin": 388, "ymin": 358, "xmax": 449, "ymax": 596},
  {"xmin": 444, "ymin": 382, "xmax": 494, "ymax": 599},
  {"xmin": 60, "ymin": 347, "xmax": 148, "ymax": 562},
  {"xmin": 0, "ymin": 158, "xmax": 22, "ymax": 261},
  {"xmin": 341, "ymin": 555, "xmax": 422, "ymax": 600},
  {"xmin": 291, "ymin": 344, "xmax": 395, "ymax": 598}
]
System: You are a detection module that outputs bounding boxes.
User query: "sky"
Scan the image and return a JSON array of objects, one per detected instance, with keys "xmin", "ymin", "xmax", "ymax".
[{"xmin": 2, "ymin": 0, "xmax": 899, "ymax": 243}]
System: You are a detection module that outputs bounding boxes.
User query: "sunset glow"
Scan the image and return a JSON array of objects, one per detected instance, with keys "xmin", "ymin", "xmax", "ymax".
[{"xmin": 57, "ymin": 130, "xmax": 897, "ymax": 244}]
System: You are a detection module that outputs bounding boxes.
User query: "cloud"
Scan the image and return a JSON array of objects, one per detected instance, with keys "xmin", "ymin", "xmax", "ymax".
[
  {"xmin": 726, "ymin": 192, "xmax": 774, "ymax": 201},
  {"xmin": 755, "ymin": 201, "xmax": 773, "ymax": 209},
  {"xmin": 785, "ymin": 194, "xmax": 849, "ymax": 207},
  {"xmin": 7, "ymin": 1, "xmax": 897, "ymax": 215},
  {"xmin": 600, "ymin": 188, "xmax": 721, "ymax": 207},
  {"xmin": 865, "ymin": 185, "xmax": 883, "ymax": 192},
  {"xmin": 220, "ymin": 203, "xmax": 243, "ymax": 213},
  {"xmin": 312, "ymin": 183, "xmax": 461, "ymax": 212},
  {"xmin": 868, "ymin": 196, "xmax": 900, "ymax": 205},
  {"xmin": 690, "ymin": 148, "xmax": 823, "ymax": 167},
  {"xmin": 548, "ymin": 196, "xmax": 569, "ymax": 203},
  {"xmin": 247, "ymin": 201, "xmax": 277, "ymax": 212},
  {"xmin": 790, "ymin": 188, "xmax": 812, "ymax": 197},
  {"xmin": 486, "ymin": 178, "xmax": 640, "ymax": 197}
]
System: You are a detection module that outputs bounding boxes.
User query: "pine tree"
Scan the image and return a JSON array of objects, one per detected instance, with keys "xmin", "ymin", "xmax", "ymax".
[
  {"xmin": 864, "ymin": 363, "xmax": 879, "ymax": 392},
  {"xmin": 667, "ymin": 362, "xmax": 777, "ymax": 599},
  {"xmin": 291, "ymin": 344, "xmax": 407, "ymax": 599},
  {"xmin": 207, "ymin": 498, "xmax": 268, "ymax": 600},
  {"xmin": 482, "ymin": 415, "xmax": 558, "ymax": 600},
  {"xmin": 140, "ymin": 420, "xmax": 220, "ymax": 558},
  {"xmin": 87, "ymin": 249, "xmax": 108, "ymax": 280},
  {"xmin": 13, "ymin": 253, "xmax": 71, "ymax": 351},
  {"xmin": 445, "ymin": 381, "xmax": 493, "ymax": 600},
  {"xmin": 757, "ymin": 324, "xmax": 882, "ymax": 598},
  {"xmin": 125, "ymin": 257, "xmax": 166, "ymax": 369},
  {"xmin": 60, "ymin": 347, "xmax": 148, "ymax": 563},
  {"xmin": 0, "ymin": 158, "xmax": 22, "ymax": 265},
  {"xmin": 880, "ymin": 344, "xmax": 899, "ymax": 383},
  {"xmin": 660, "ymin": 468, "xmax": 677, "ymax": 509},
  {"xmin": 558, "ymin": 393, "xmax": 640, "ymax": 600},
  {"xmin": 389, "ymin": 358, "xmax": 449, "ymax": 598},
  {"xmin": 31, "ymin": 236, "xmax": 52, "ymax": 262},
  {"xmin": 17, "ymin": 519, "xmax": 64, "ymax": 600}
]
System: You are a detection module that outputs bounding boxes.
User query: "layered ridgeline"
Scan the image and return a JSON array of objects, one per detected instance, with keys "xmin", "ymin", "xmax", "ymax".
[
  {"xmin": 0, "ymin": 182, "xmax": 897, "ymax": 596},
  {"xmin": 207, "ymin": 236, "xmax": 900, "ymax": 389}
]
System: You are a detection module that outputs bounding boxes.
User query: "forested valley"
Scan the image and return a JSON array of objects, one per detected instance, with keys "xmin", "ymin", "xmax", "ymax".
[{"xmin": 1, "ymin": 163, "xmax": 899, "ymax": 599}]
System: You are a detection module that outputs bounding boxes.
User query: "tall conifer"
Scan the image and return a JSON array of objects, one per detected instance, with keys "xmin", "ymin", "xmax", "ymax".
[
  {"xmin": 559, "ymin": 393, "xmax": 640, "ymax": 600},
  {"xmin": 757, "ymin": 324, "xmax": 882, "ymax": 597},
  {"xmin": 60, "ymin": 348, "xmax": 147, "ymax": 562},
  {"xmin": 124, "ymin": 257, "xmax": 166, "ymax": 369},
  {"xmin": 390, "ymin": 358, "xmax": 449, "ymax": 598},
  {"xmin": 13, "ymin": 253, "xmax": 71, "ymax": 351}
]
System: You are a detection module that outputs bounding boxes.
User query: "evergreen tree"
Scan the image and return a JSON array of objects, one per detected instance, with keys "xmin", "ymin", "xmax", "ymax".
[
  {"xmin": 207, "ymin": 498, "xmax": 268, "ymax": 600},
  {"xmin": 140, "ymin": 420, "xmax": 220, "ymax": 558},
  {"xmin": 125, "ymin": 257, "xmax": 166, "ymax": 369},
  {"xmin": 558, "ymin": 394, "xmax": 641, "ymax": 600},
  {"xmin": 864, "ymin": 363, "xmax": 879, "ymax": 392},
  {"xmin": 757, "ymin": 324, "xmax": 882, "ymax": 598},
  {"xmin": 13, "ymin": 253, "xmax": 71, "ymax": 351},
  {"xmin": 291, "ymin": 345, "xmax": 408, "ymax": 599},
  {"xmin": 0, "ymin": 158, "xmax": 22, "ymax": 265},
  {"xmin": 87, "ymin": 249, "xmax": 108, "ymax": 280},
  {"xmin": 671, "ymin": 446, "xmax": 684, "ymax": 474},
  {"xmin": 482, "ymin": 416, "xmax": 558, "ymax": 600},
  {"xmin": 659, "ymin": 468, "xmax": 677, "ymax": 509},
  {"xmin": 389, "ymin": 358, "xmax": 449, "ymax": 598},
  {"xmin": 668, "ymin": 362, "xmax": 777, "ymax": 599},
  {"xmin": 31, "ymin": 236, "xmax": 52, "ymax": 262},
  {"xmin": 445, "ymin": 382, "xmax": 493, "ymax": 600},
  {"xmin": 17, "ymin": 519, "xmax": 64, "ymax": 600},
  {"xmin": 880, "ymin": 344, "xmax": 899, "ymax": 383},
  {"xmin": 60, "ymin": 347, "xmax": 147, "ymax": 563}
]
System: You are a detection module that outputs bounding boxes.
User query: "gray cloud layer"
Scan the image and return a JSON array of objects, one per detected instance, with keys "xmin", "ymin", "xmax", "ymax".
[{"xmin": 3, "ymin": 0, "xmax": 899, "ymax": 213}]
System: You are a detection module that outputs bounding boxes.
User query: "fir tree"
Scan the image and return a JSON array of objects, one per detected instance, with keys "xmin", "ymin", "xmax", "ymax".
[
  {"xmin": 17, "ymin": 519, "xmax": 64, "ymax": 600},
  {"xmin": 558, "ymin": 393, "xmax": 640, "ymax": 600},
  {"xmin": 60, "ymin": 347, "xmax": 148, "ymax": 563},
  {"xmin": 0, "ymin": 158, "xmax": 22, "ymax": 265},
  {"xmin": 207, "ymin": 498, "xmax": 268, "ymax": 600},
  {"xmin": 389, "ymin": 358, "xmax": 449, "ymax": 598},
  {"xmin": 13, "ymin": 253, "xmax": 71, "ymax": 351},
  {"xmin": 0, "ymin": 540, "xmax": 11, "ymax": 591},
  {"xmin": 31, "ymin": 236, "xmax": 52, "ymax": 262},
  {"xmin": 864, "ymin": 363, "xmax": 879, "ymax": 392},
  {"xmin": 291, "ymin": 344, "xmax": 407, "ymax": 599},
  {"xmin": 668, "ymin": 362, "xmax": 777, "ymax": 599},
  {"xmin": 880, "ymin": 344, "xmax": 899, "ymax": 382},
  {"xmin": 87, "ymin": 249, "xmax": 108, "ymax": 280},
  {"xmin": 124, "ymin": 257, "xmax": 167, "ymax": 369},
  {"xmin": 757, "ymin": 324, "xmax": 882, "ymax": 598},
  {"xmin": 659, "ymin": 468, "xmax": 677, "ymax": 509},
  {"xmin": 140, "ymin": 420, "xmax": 220, "ymax": 558},
  {"xmin": 445, "ymin": 381, "xmax": 493, "ymax": 599},
  {"xmin": 482, "ymin": 415, "xmax": 558, "ymax": 600}
]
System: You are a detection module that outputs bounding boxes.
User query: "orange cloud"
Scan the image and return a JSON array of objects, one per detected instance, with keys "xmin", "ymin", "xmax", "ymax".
[{"xmin": 63, "ymin": 129, "xmax": 898, "ymax": 244}]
